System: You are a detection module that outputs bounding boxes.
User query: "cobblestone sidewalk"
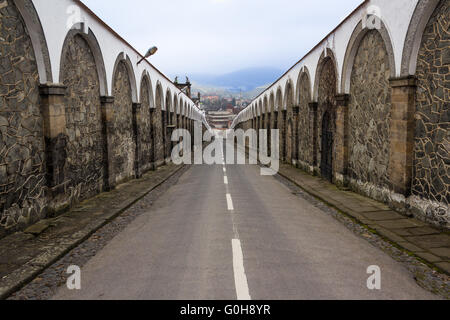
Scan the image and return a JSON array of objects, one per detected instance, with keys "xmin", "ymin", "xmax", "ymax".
[
  {"xmin": 278, "ymin": 164, "xmax": 450, "ymax": 276},
  {"xmin": 0, "ymin": 164, "xmax": 185, "ymax": 299}
]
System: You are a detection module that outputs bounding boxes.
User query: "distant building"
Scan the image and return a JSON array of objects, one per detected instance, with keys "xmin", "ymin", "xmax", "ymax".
[{"xmin": 206, "ymin": 110, "xmax": 236, "ymax": 129}]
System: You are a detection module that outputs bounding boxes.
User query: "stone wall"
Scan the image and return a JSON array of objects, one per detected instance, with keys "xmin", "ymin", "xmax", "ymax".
[
  {"xmin": 348, "ymin": 30, "xmax": 391, "ymax": 195},
  {"xmin": 297, "ymin": 73, "xmax": 312, "ymax": 167},
  {"xmin": 411, "ymin": 0, "xmax": 449, "ymax": 226},
  {"xmin": 0, "ymin": 1, "xmax": 46, "ymax": 236},
  {"xmin": 139, "ymin": 77, "xmax": 153, "ymax": 173},
  {"xmin": 112, "ymin": 61, "xmax": 135, "ymax": 184},
  {"xmin": 285, "ymin": 84, "xmax": 294, "ymax": 163},
  {"xmin": 154, "ymin": 88, "xmax": 164, "ymax": 165},
  {"xmin": 239, "ymin": 1, "xmax": 448, "ymax": 228},
  {"xmin": 0, "ymin": 1, "xmax": 203, "ymax": 238},
  {"xmin": 61, "ymin": 34, "xmax": 104, "ymax": 203},
  {"xmin": 317, "ymin": 57, "xmax": 337, "ymax": 179}
]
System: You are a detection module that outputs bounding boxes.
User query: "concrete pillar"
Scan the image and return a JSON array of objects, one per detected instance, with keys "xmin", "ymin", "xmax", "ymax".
[
  {"xmin": 132, "ymin": 102, "xmax": 142, "ymax": 179},
  {"xmin": 334, "ymin": 94, "xmax": 350, "ymax": 188},
  {"xmin": 388, "ymin": 76, "xmax": 417, "ymax": 200},
  {"xmin": 39, "ymin": 84, "xmax": 67, "ymax": 195},
  {"xmin": 292, "ymin": 106, "xmax": 300, "ymax": 166},
  {"xmin": 308, "ymin": 102, "xmax": 318, "ymax": 174},
  {"xmin": 100, "ymin": 96, "xmax": 116, "ymax": 189}
]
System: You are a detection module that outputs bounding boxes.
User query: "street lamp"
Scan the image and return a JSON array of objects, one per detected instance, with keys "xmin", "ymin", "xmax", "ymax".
[{"xmin": 137, "ymin": 46, "xmax": 158, "ymax": 65}]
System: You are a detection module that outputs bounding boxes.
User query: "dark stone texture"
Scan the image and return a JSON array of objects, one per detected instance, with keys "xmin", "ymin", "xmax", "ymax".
[
  {"xmin": 413, "ymin": 0, "xmax": 449, "ymax": 207},
  {"xmin": 139, "ymin": 77, "xmax": 153, "ymax": 172},
  {"xmin": 0, "ymin": 1, "xmax": 47, "ymax": 234},
  {"xmin": 317, "ymin": 58, "xmax": 337, "ymax": 179},
  {"xmin": 61, "ymin": 34, "xmax": 104, "ymax": 203},
  {"xmin": 154, "ymin": 88, "xmax": 164, "ymax": 164},
  {"xmin": 112, "ymin": 61, "xmax": 135, "ymax": 184},
  {"xmin": 297, "ymin": 73, "xmax": 312, "ymax": 165},
  {"xmin": 348, "ymin": 30, "xmax": 391, "ymax": 189}
]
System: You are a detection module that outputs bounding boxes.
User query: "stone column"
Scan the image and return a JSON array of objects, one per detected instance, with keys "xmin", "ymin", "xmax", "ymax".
[
  {"xmin": 39, "ymin": 84, "xmax": 67, "ymax": 196},
  {"xmin": 388, "ymin": 76, "xmax": 417, "ymax": 202},
  {"xmin": 308, "ymin": 102, "xmax": 318, "ymax": 174},
  {"xmin": 267, "ymin": 113, "xmax": 272, "ymax": 157},
  {"xmin": 100, "ymin": 96, "xmax": 116, "ymax": 190},
  {"xmin": 132, "ymin": 102, "xmax": 142, "ymax": 179},
  {"xmin": 257, "ymin": 116, "xmax": 261, "ymax": 151},
  {"xmin": 334, "ymin": 94, "xmax": 350, "ymax": 188},
  {"xmin": 281, "ymin": 110, "xmax": 287, "ymax": 162},
  {"xmin": 149, "ymin": 108, "xmax": 156, "ymax": 170},
  {"xmin": 162, "ymin": 110, "xmax": 167, "ymax": 162},
  {"xmin": 292, "ymin": 106, "xmax": 300, "ymax": 167}
]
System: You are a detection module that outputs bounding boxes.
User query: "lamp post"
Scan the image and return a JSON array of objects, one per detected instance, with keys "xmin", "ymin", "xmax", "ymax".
[{"xmin": 137, "ymin": 46, "xmax": 158, "ymax": 65}]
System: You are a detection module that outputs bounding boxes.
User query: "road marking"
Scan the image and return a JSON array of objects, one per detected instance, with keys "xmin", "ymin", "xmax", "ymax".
[
  {"xmin": 226, "ymin": 194, "xmax": 234, "ymax": 211},
  {"xmin": 223, "ymin": 167, "xmax": 226, "ymax": 173},
  {"xmin": 224, "ymin": 176, "xmax": 228, "ymax": 185},
  {"xmin": 232, "ymin": 239, "xmax": 251, "ymax": 300}
]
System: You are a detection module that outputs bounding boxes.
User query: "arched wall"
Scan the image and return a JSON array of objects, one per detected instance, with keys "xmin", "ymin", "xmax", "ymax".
[
  {"xmin": 347, "ymin": 29, "xmax": 392, "ymax": 191},
  {"xmin": 0, "ymin": 0, "xmax": 47, "ymax": 235},
  {"xmin": 401, "ymin": 0, "xmax": 442, "ymax": 76},
  {"xmin": 284, "ymin": 80, "xmax": 295, "ymax": 162},
  {"xmin": 14, "ymin": 0, "xmax": 52, "ymax": 83},
  {"xmin": 316, "ymin": 53, "xmax": 338, "ymax": 180},
  {"xmin": 154, "ymin": 83, "xmax": 164, "ymax": 164},
  {"xmin": 112, "ymin": 57, "xmax": 135, "ymax": 184},
  {"xmin": 297, "ymin": 71, "xmax": 312, "ymax": 165},
  {"xmin": 412, "ymin": 0, "xmax": 449, "ymax": 213},
  {"xmin": 342, "ymin": 20, "xmax": 396, "ymax": 93},
  {"xmin": 139, "ymin": 74, "xmax": 154, "ymax": 173},
  {"xmin": 60, "ymin": 30, "xmax": 105, "ymax": 201},
  {"xmin": 0, "ymin": 0, "xmax": 206, "ymax": 237}
]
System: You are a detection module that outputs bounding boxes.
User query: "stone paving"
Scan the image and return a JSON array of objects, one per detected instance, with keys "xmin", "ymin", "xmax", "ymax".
[
  {"xmin": 0, "ymin": 164, "xmax": 184, "ymax": 299},
  {"xmin": 278, "ymin": 163, "xmax": 450, "ymax": 276}
]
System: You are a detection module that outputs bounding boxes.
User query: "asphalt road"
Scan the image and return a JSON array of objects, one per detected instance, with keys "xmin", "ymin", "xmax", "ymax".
[{"xmin": 53, "ymin": 139, "xmax": 438, "ymax": 300}]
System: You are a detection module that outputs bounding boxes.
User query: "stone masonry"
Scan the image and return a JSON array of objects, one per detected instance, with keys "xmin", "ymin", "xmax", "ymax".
[
  {"xmin": 112, "ymin": 61, "xmax": 135, "ymax": 185},
  {"xmin": 0, "ymin": 1, "xmax": 46, "ymax": 237},
  {"xmin": 348, "ymin": 30, "xmax": 391, "ymax": 198},
  {"xmin": 411, "ymin": 0, "xmax": 449, "ymax": 227},
  {"xmin": 61, "ymin": 34, "xmax": 104, "ymax": 203}
]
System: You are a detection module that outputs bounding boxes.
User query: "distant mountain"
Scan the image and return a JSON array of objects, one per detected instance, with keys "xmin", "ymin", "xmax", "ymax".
[{"xmin": 177, "ymin": 67, "xmax": 283, "ymax": 98}]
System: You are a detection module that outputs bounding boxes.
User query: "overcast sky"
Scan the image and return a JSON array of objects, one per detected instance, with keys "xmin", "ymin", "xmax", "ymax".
[{"xmin": 82, "ymin": 0, "xmax": 363, "ymax": 76}]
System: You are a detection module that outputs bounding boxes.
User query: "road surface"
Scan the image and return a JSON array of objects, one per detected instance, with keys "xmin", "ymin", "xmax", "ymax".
[{"xmin": 53, "ymin": 140, "xmax": 437, "ymax": 300}]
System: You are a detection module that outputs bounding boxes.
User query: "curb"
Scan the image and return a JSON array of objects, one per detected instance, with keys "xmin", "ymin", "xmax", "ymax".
[{"xmin": 0, "ymin": 165, "xmax": 187, "ymax": 300}]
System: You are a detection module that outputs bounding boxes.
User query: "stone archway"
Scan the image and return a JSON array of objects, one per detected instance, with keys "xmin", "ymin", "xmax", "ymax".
[
  {"xmin": 112, "ymin": 59, "xmax": 135, "ymax": 184},
  {"xmin": 0, "ymin": 0, "xmax": 47, "ymax": 234},
  {"xmin": 316, "ymin": 54, "xmax": 337, "ymax": 181},
  {"xmin": 347, "ymin": 29, "xmax": 392, "ymax": 189},
  {"xmin": 412, "ymin": 0, "xmax": 449, "ymax": 212},
  {"xmin": 139, "ymin": 74, "xmax": 154, "ymax": 173},
  {"xmin": 154, "ymin": 84, "xmax": 164, "ymax": 165},
  {"xmin": 60, "ymin": 32, "xmax": 104, "ymax": 201}
]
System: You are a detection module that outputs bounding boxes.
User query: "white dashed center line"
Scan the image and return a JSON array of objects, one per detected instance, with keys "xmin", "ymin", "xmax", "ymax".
[
  {"xmin": 232, "ymin": 239, "xmax": 252, "ymax": 300},
  {"xmin": 226, "ymin": 193, "xmax": 234, "ymax": 211}
]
